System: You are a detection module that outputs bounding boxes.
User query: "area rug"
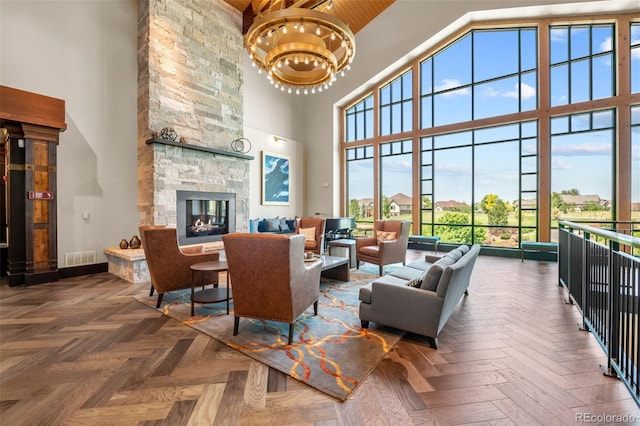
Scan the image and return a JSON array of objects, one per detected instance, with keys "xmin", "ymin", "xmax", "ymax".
[{"xmin": 133, "ymin": 268, "xmax": 404, "ymax": 401}]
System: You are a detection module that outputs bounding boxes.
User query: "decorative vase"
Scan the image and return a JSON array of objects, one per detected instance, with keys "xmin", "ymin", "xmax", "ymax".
[
  {"xmin": 160, "ymin": 127, "xmax": 177, "ymax": 141},
  {"xmin": 119, "ymin": 239, "xmax": 129, "ymax": 249},
  {"xmin": 129, "ymin": 235, "xmax": 141, "ymax": 249}
]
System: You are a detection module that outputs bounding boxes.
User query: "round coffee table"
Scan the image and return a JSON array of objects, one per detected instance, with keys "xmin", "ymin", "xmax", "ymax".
[{"xmin": 190, "ymin": 260, "xmax": 232, "ymax": 316}]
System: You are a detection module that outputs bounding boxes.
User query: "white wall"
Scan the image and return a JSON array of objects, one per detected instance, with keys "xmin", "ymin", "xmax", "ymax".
[
  {"xmin": 0, "ymin": 0, "xmax": 139, "ymax": 265},
  {"xmin": 242, "ymin": 55, "xmax": 307, "ymax": 220}
]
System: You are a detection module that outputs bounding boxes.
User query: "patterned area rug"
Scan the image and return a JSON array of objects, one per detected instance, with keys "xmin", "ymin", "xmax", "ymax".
[{"xmin": 133, "ymin": 268, "xmax": 404, "ymax": 401}]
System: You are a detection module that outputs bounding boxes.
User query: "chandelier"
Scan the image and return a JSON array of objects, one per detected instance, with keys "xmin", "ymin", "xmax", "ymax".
[{"xmin": 245, "ymin": 5, "xmax": 355, "ymax": 94}]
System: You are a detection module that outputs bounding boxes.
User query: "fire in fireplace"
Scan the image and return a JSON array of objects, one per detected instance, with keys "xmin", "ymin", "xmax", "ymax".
[{"xmin": 176, "ymin": 191, "xmax": 236, "ymax": 246}]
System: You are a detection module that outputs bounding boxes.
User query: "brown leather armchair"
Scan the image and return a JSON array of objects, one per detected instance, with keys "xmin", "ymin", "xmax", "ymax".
[
  {"xmin": 295, "ymin": 217, "xmax": 326, "ymax": 254},
  {"xmin": 355, "ymin": 220, "xmax": 411, "ymax": 276},
  {"xmin": 222, "ymin": 232, "xmax": 322, "ymax": 344},
  {"xmin": 139, "ymin": 226, "xmax": 219, "ymax": 308}
]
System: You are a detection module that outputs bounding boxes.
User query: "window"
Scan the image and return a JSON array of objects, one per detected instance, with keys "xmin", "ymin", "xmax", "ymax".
[
  {"xmin": 550, "ymin": 110, "xmax": 614, "ymax": 232},
  {"xmin": 421, "ymin": 122, "xmax": 537, "ymax": 246},
  {"xmin": 380, "ymin": 71, "xmax": 412, "ymax": 136},
  {"xmin": 346, "ymin": 146, "xmax": 374, "ymax": 228},
  {"xmin": 345, "ymin": 94, "xmax": 374, "ymax": 142},
  {"xmin": 342, "ymin": 14, "xmax": 636, "ymax": 251},
  {"xmin": 550, "ymin": 24, "xmax": 614, "ymax": 105},
  {"xmin": 421, "ymin": 28, "xmax": 537, "ymax": 128},
  {"xmin": 380, "ymin": 140, "xmax": 412, "ymax": 219}
]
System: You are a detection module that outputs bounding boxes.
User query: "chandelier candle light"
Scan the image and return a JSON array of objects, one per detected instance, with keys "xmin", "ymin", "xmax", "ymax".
[{"xmin": 245, "ymin": 5, "xmax": 355, "ymax": 94}]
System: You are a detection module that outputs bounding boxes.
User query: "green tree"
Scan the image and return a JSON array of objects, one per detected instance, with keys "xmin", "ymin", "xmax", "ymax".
[
  {"xmin": 561, "ymin": 188, "xmax": 580, "ymax": 195},
  {"xmin": 422, "ymin": 195, "xmax": 432, "ymax": 209},
  {"xmin": 480, "ymin": 193, "xmax": 500, "ymax": 213},
  {"xmin": 434, "ymin": 212, "xmax": 486, "ymax": 244},
  {"xmin": 551, "ymin": 192, "xmax": 567, "ymax": 213},
  {"xmin": 349, "ymin": 199, "xmax": 361, "ymax": 220},
  {"xmin": 382, "ymin": 196, "xmax": 391, "ymax": 218},
  {"xmin": 487, "ymin": 199, "xmax": 509, "ymax": 226}
]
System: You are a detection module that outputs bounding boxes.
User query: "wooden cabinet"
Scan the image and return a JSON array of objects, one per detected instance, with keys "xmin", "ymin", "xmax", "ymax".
[{"xmin": 1, "ymin": 86, "xmax": 65, "ymax": 285}]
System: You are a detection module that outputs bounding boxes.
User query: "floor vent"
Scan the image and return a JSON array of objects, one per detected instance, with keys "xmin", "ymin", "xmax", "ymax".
[{"xmin": 65, "ymin": 251, "xmax": 97, "ymax": 267}]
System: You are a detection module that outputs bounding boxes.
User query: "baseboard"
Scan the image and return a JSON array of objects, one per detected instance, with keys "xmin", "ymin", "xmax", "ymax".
[{"xmin": 59, "ymin": 262, "xmax": 108, "ymax": 279}]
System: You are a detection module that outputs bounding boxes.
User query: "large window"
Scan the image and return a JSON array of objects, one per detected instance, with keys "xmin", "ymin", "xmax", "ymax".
[
  {"xmin": 550, "ymin": 110, "xmax": 614, "ymax": 236},
  {"xmin": 345, "ymin": 95, "xmax": 374, "ymax": 142},
  {"xmin": 421, "ymin": 122, "xmax": 537, "ymax": 246},
  {"xmin": 380, "ymin": 140, "xmax": 412, "ymax": 219},
  {"xmin": 342, "ymin": 14, "xmax": 638, "ymax": 250},
  {"xmin": 380, "ymin": 71, "xmax": 413, "ymax": 136},
  {"xmin": 420, "ymin": 28, "xmax": 537, "ymax": 128},
  {"xmin": 550, "ymin": 24, "xmax": 614, "ymax": 105},
  {"xmin": 346, "ymin": 146, "xmax": 374, "ymax": 225},
  {"xmin": 633, "ymin": 23, "xmax": 640, "ymax": 94}
]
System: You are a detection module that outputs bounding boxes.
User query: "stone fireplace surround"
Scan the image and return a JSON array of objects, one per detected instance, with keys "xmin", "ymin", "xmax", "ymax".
[{"xmin": 105, "ymin": 1, "xmax": 248, "ymax": 283}]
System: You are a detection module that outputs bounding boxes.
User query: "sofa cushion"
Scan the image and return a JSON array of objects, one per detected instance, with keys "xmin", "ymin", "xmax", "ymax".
[
  {"xmin": 299, "ymin": 227, "xmax": 316, "ymax": 242},
  {"xmin": 420, "ymin": 255, "xmax": 456, "ymax": 291},
  {"xmin": 286, "ymin": 219, "xmax": 296, "ymax": 230},
  {"xmin": 249, "ymin": 218, "xmax": 260, "ymax": 233},
  {"xmin": 257, "ymin": 219, "xmax": 267, "ymax": 232},
  {"xmin": 359, "ymin": 274, "xmax": 409, "ymax": 304},
  {"xmin": 445, "ymin": 248, "xmax": 464, "ymax": 261},
  {"xmin": 376, "ymin": 230, "xmax": 397, "ymax": 243},
  {"xmin": 266, "ymin": 218, "xmax": 280, "ymax": 231},
  {"xmin": 279, "ymin": 218, "xmax": 290, "ymax": 231},
  {"xmin": 405, "ymin": 259, "xmax": 434, "ymax": 272},
  {"xmin": 390, "ymin": 265, "xmax": 426, "ymax": 281}
]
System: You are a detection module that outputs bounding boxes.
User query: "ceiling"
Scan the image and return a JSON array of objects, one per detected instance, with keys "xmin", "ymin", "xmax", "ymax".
[{"xmin": 224, "ymin": 0, "xmax": 396, "ymax": 35}]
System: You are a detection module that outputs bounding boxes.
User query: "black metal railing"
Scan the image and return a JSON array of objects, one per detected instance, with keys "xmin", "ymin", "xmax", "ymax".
[{"xmin": 558, "ymin": 221, "xmax": 640, "ymax": 407}]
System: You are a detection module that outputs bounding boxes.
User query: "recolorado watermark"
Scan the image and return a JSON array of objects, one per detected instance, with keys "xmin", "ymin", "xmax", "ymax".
[{"xmin": 576, "ymin": 412, "xmax": 638, "ymax": 423}]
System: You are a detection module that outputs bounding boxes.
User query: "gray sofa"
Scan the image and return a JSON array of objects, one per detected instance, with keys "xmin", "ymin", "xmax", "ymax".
[{"xmin": 359, "ymin": 244, "xmax": 481, "ymax": 348}]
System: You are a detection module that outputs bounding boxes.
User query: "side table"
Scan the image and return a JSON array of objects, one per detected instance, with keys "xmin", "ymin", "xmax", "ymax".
[
  {"xmin": 327, "ymin": 239, "xmax": 356, "ymax": 269},
  {"xmin": 190, "ymin": 260, "xmax": 232, "ymax": 316}
]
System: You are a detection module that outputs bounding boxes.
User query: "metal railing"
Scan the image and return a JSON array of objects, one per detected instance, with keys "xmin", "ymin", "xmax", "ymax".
[{"xmin": 558, "ymin": 221, "xmax": 640, "ymax": 407}]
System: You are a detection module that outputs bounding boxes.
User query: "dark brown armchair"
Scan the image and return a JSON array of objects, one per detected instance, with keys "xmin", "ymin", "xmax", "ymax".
[
  {"xmin": 355, "ymin": 220, "xmax": 411, "ymax": 276},
  {"xmin": 295, "ymin": 217, "xmax": 326, "ymax": 254},
  {"xmin": 139, "ymin": 226, "xmax": 219, "ymax": 308},
  {"xmin": 222, "ymin": 233, "xmax": 322, "ymax": 344}
]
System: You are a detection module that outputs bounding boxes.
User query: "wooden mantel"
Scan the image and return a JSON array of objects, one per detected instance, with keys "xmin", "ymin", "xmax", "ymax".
[{"xmin": 0, "ymin": 85, "xmax": 66, "ymax": 132}]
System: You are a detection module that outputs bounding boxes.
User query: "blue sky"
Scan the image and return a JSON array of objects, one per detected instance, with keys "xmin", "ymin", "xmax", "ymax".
[{"xmin": 348, "ymin": 24, "xmax": 640, "ymax": 206}]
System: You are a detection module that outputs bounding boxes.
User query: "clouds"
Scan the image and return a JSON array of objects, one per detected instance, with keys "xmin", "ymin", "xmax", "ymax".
[
  {"xmin": 552, "ymin": 142, "xmax": 611, "ymax": 156},
  {"xmin": 434, "ymin": 79, "xmax": 470, "ymax": 97}
]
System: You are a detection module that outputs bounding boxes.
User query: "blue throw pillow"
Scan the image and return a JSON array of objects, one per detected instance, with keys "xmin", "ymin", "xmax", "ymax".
[
  {"xmin": 279, "ymin": 218, "xmax": 290, "ymax": 231},
  {"xmin": 249, "ymin": 218, "xmax": 260, "ymax": 233},
  {"xmin": 257, "ymin": 219, "xmax": 267, "ymax": 232},
  {"xmin": 266, "ymin": 218, "xmax": 280, "ymax": 231},
  {"xmin": 286, "ymin": 219, "xmax": 296, "ymax": 231}
]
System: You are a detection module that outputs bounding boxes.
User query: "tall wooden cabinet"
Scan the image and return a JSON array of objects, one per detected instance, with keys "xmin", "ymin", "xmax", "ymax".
[{"xmin": 0, "ymin": 86, "xmax": 66, "ymax": 285}]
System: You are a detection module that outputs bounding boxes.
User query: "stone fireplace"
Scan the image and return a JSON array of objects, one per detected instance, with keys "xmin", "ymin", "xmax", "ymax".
[{"xmin": 136, "ymin": 1, "xmax": 248, "ymax": 238}]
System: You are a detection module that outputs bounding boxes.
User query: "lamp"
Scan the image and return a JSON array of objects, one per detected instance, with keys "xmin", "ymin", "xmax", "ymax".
[{"xmin": 245, "ymin": 3, "xmax": 355, "ymax": 94}]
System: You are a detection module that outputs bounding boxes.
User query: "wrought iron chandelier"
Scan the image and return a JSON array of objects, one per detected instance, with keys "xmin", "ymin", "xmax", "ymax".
[{"xmin": 244, "ymin": 3, "xmax": 356, "ymax": 94}]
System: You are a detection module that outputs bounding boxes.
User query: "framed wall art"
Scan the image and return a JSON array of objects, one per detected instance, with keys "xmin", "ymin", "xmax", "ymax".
[{"xmin": 262, "ymin": 151, "xmax": 290, "ymax": 205}]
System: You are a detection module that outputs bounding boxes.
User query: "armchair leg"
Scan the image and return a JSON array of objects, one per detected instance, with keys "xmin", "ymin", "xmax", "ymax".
[
  {"xmin": 379, "ymin": 265, "xmax": 383, "ymax": 276},
  {"xmin": 155, "ymin": 293, "xmax": 164, "ymax": 308},
  {"xmin": 313, "ymin": 300, "xmax": 318, "ymax": 315},
  {"xmin": 356, "ymin": 260, "xmax": 360, "ymax": 269},
  {"xmin": 233, "ymin": 316, "xmax": 239, "ymax": 336},
  {"xmin": 427, "ymin": 336, "xmax": 438, "ymax": 349},
  {"xmin": 361, "ymin": 320, "xmax": 369, "ymax": 329},
  {"xmin": 288, "ymin": 323, "xmax": 294, "ymax": 344},
  {"xmin": 149, "ymin": 285, "xmax": 154, "ymax": 297},
  {"xmin": 464, "ymin": 289, "xmax": 469, "ymax": 296}
]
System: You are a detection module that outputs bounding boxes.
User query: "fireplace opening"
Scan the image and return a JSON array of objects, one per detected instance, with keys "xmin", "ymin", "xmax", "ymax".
[{"xmin": 177, "ymin": 191, "xmax": 235, "ymax": 246}]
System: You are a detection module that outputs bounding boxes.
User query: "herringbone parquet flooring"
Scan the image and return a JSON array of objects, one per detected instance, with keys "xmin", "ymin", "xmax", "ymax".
[{"xmin": 1, "ymin": 252, "xmax": 639, "ymax": 425}]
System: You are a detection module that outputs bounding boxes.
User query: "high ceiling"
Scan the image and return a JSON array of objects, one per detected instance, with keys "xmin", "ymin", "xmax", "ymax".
[{"xmin": 224, "ymin": 0, "xmax": 396, "ymax": 35}]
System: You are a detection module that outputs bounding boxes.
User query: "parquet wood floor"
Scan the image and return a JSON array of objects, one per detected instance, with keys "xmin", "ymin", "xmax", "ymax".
[{"xmin": 1, "ymin": 252, "xmax": 639, "ymax": 425}]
